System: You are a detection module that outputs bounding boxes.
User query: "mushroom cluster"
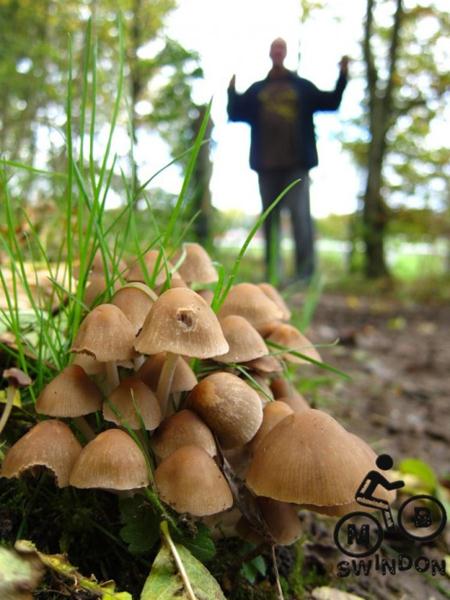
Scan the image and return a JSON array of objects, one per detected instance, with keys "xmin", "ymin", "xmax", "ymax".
[{"xmin": 1, "ymin": 243, "xmax": 391, "ymax": 545}]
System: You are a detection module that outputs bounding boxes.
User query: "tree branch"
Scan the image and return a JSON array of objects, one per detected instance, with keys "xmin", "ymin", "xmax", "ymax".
[{"xmin": 382, "ymin": 0, "xmax": 404, "ymax": 132}]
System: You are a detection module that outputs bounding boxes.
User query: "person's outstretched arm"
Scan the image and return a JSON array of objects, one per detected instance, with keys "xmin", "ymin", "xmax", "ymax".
[
  {"xmin": 227, "ymin": 75, "xmax": 256, "ymax": 124},
  {"xmin": 311, "ymin": 56, "xmax": 349, "ymax": 112}
]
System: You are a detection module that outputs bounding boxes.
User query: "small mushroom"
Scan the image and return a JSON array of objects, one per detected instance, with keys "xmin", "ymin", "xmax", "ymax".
[
  {"xmin": 175, "ymin": 243, "xmax": 218, "ymax": 286},
  {"xmin": 267, "ymin": 323, "xmax": 321, "ymax": 365},
  {"xmin": 155, "ymin": 445, "xmax": 233, "ymax": 516},
  {"xmin": 36, "ymin": 365, "xmax": 102, "ymax": 441},
  {"xmin": 69, "ymin": 429, "xmax": 149, "ymax": 490},
  {"xmin": 218, "ymin": 283, "xmax": 283, "ymax": 331},
  {"xmin": 151, "ymin": 409, "xmax": 216, "ymax": 461},
  {"xmin": 214, "ymin": 315, "xmax": 268, "ymax": 364},
  {"xmin": 187, "ymin": 372, "xmax": 263, "ymax": 449},
  {"xmin": 103, "ymin": 376, "xmax": 161, "ymax": 431},
  {"xmin": 1, "ymin": 420, "xmax": 82, "ymax": 488},
  {"xmin": 71, "ymin": 304, "xmax": 136, "ymax": 393},
  {"xmin": 135, "ymin": 288, "xmax": 228, "ymax": 414},
  {"xmin": 0, "ymin": 368, "xmax": 32, "ymax": 436}
]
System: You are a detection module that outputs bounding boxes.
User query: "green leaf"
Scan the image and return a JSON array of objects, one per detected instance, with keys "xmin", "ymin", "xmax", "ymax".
[
  {"xmin": 119, "ymin": 496, "xmax": 160, "ymax": 554},
  {"xmin": 141, "ymin": 542, "xmax": 226, "ymax": 600},
  {"xmin": 399, "ymin": 458, "xmax": 438, "ymax": 492},
  {"xmin": 172, "ymin": 523, "xmax": 216, "ymax": 563},
  {"xmin": 240, "ymin": 555, "xmax": 266, "ymax": 584}
]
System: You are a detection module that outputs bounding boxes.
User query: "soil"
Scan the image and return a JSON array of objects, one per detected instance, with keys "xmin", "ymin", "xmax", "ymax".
[{"xmin": 297, "ymin": 293, "xmax": 450, "ymax": 599}]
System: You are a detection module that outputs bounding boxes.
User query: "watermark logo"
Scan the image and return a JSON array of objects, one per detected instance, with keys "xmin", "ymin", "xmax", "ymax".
[{"xmin": 334, "ymin": 454, "xmax": 447, "ymax": 576}]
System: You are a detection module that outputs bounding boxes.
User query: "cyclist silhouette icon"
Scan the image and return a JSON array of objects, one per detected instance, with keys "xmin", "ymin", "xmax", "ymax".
[
  {"xmin": 355, "ymin": 454, "xmax": 405, "ymax": 530},
  {"xmin": 334, "ymin": 454, "xmax": 447, "ymax": 558}
]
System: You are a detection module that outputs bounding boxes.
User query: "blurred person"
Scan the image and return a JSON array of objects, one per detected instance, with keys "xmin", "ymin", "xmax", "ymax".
[{"xmin": 227, "ymin": 38, "xmax": 349, "ymax": 284}]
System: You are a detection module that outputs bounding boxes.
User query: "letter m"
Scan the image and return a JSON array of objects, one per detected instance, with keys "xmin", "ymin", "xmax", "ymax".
[{"xmin": 347, "ymin": 524, "xmax": 370, "ymax": 548}]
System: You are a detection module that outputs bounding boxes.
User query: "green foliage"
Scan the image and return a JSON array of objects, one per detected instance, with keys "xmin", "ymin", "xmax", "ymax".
[
  {"xmin": 342, "ymin": 1, "xmax": 450, "ymax": 209},
  {"xmin": 141, "ymin": 539, "xmax": 225, "ymax": 600},
  {"xmin": 172, "ymin": 523, "xmax": 216, "ymax": 563},
  {"xmin": 240, "ymin": 555, "xmax": 267, "ymax": 585},
  {"xmin": 119, "ymin": 496, "xmax": 160, "ymax": 555},
  {"xmin": 399, "ymin": 458, "xmax": 438, "ymax": 493}
]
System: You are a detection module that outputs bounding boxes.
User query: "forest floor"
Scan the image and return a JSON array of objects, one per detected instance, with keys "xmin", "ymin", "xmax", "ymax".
[{"xmin": 295, "ymin": 292, "xmax": 450, "ymax": 599}]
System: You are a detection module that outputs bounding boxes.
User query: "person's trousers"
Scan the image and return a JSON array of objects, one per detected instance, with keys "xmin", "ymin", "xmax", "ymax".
[{"xmin": 258, "ymin": 167, "xmax": 315, "ymax": 283}]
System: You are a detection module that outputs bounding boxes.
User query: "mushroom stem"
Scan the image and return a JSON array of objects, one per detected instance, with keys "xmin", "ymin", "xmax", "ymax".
[
  {"xmin": 73, "ymin": 416, "xmax": 96, "ymax": 441},
  {"xmin": 0, "ymin": 386, "xmax": 15, "ymax": 436},
  {"xmin": 161, "ymin": 521, "xmax": 198, "ymax": 600},
  {"xmin": 156, "ymin": 352, "xmax": 178, "ymax": 415},
  {"xmin": 105, "ymin": 362, "xmax": 120, "ymax": 394}
]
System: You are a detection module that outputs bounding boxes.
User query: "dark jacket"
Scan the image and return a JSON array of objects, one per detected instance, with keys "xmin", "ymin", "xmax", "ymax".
[{"xmin": 227, "ymin": 69, "xmax": 347, "ymax": 172}]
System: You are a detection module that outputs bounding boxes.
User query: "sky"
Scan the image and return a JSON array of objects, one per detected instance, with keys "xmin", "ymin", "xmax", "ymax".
[{"xmin": 139, "ymin": 0, "xmax": 368, "ymax": 218}]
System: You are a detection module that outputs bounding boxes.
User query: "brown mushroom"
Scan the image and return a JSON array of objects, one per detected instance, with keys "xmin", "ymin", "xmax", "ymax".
[
  {"xmin": 151, "ymin": 409, "xmax": 216, "ymax": 460},
  {"xmin": 71, "ymin": 303, "xmax": 136, "ymax": 392},
  {"xmin": 218, "ymin": 283, "xmax": 283, "ymax": 331},
  {"xmin": 135, "ymin": 288, "xmax": 228, "ymax": 414},
  {"xmin": 1, "ymin": 420, "xmax": 82, "ymax": 488},
  {"xmin": 35, "ymin": 365, "xmax": 102, "ymax": 440},
  {"xmin": 69, "ymin": 428, "xmax": 149, "ymax": 490},
  {"xmin": 103, "ymin": 376, "xmax": 161, "ymax": 431},
  {"xmin": 188, "ymin": 372, "xmax": 263, "ymax": 449},
  {"xmin": 155, "ymin": 445, "xmax": 233, "ymax": 516},
  {"xmin": 246, "ymin": 409, "xmax": 395, "ymax": 508},
  {"xmin": 214, "ymin": 315, "xmax": 268, "ymax": 364},
  {"xmin": 175, "ymin": 243, "xmax": 218, "ymax": 285},
  {"xmin": 267, "ymin": 323, "xmax": 321, "ymax": 365}
]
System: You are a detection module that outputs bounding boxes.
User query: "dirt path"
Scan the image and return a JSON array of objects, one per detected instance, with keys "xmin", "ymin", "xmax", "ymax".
[
  {"xmin": 297, "ymin": 294, "xmax": 450, "ymax": 599},
  {"xmin": 307, "ymin": 294, "xmax": 450, "ymax": 477}
]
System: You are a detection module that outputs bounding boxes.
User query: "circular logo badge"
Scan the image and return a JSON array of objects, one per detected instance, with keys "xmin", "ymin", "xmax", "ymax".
[
  {"xmin": 397, "ymin": 495, "xmax": 447, "ymax": 542},
  {"xmin": 334, "ymin": 512, "xmax": 383, "ymax": 558}
]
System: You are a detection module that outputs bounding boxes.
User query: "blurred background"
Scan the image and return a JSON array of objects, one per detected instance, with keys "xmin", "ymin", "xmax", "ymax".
[{"xmin": 0, "ymin": 0, "xmax": 449, "ymax": 295}]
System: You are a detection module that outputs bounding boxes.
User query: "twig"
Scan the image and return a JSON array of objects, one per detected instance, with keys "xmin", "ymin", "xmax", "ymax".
[
  {"xmin": 160, "ymin": 521, "xmax": 197, "ymax": 600},
  {"xmin": 271, "ymin": 545, "xmax": 285, "ymax": 600}
]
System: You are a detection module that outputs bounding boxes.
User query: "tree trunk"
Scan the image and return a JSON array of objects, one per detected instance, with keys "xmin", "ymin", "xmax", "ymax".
[{"xmin": 362, "ymin": 109, "xmax": 389, "ymax": 278}]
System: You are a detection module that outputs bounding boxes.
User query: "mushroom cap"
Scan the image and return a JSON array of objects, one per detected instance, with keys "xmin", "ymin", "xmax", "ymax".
[
  {"xmin": 36, "ymin": 365, "xmax": 103, "ymax": 417},
  {"xmin": 258, "ymin": 283, "xmax": 291, "ymax": 320},
  {"xmin": 3, "ymin": 368, "xmax": 32, "ymax": 388},
  {"xmin": 214, "ymin": 316, "xmax": 268, "ymax": 363},
  {"xmin": 187, "ymin": 372, "xmax": 263, "ymax": 449},
  {"xmin": 249, "ymin": 401, "xmax": 294, "ymax": 454},
  {"xmin": 111, "ymin": 285, "xmax": 154, "ymax": 333},
  {"xmin": 246, "ymin": 409, "xmax": 392, "ymax": 506},
  {"xmin": 155, "ymin": 445, "xmax": 233, "ymax": 516},
  {"xmin": 126, "ymin": 250, "xmax": 184, "ymax": 287},
  {"xmin": 83, "ymin": 274, "xmax": 107, "ymax": 307},
  {"xmin": 218, "ymin": 283, "xmax": 283, "ymax": 330},
  {"xmin": 69, "ymin": 429, "xmax": 149, "ymax": 490},
  {"xmin": 176, "ymin": 243, "xmax": 218, "ymax": 284},
  {"xmin": 267, "ymin": 323, "xmax": 321, "ymax": 365},
  {"xmin": 152, "ymin": 409, "xmax": 216, "ymax": 460},
  {"xmin": 243, "ymin": 354, "xmax": 282, "ymax": 375},
  {"xmin": 103, "ymin": 377, "xmax": 162, "ymax": 431},
  {"xmin": 278, "ymin": 395, "xmax": 309, "ymax": 413},
  {"xmin": 137, "ymin": 353, "xmax": 197, "ymax": 393},
  {"xmin": 196, "ymin": 289, "xmax": 214, "ymax": 305},
  {"xmin": 71, "ymin": 304, "xmax": 136, "ymax": 362},
  {"xmin": 71, "ymin": 352, "xmax": 105, "ymax": 376},
  {"xmin": 135, "ymin": 288, "xmax": 229, "ymax": 359},
  {"xmin": 0, "ymin": 420, "xmax": 82, "ymax": 488}
]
